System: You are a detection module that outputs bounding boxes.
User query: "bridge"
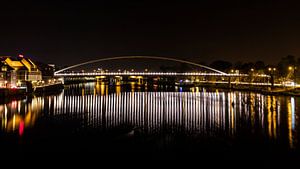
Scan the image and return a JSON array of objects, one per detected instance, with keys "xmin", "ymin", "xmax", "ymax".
[
  {"xmin": 55, "ymin": 72, "xmax": 254, "ymax": 77},
  {"xmin": 54, "ymin": 56, "xmax": 271, "ymax": 86},
  {"xmin": 54, "ymin": 56, "xmax": 229, "ymax": 75}
]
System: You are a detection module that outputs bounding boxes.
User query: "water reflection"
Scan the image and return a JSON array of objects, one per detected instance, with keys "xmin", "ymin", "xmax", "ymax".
[
  {"xmin": 0, "ymin": 82, "xmax": 299, "ymax": 149},
  {"xmin": 0, "ymin": 98, "xmax": 41, "ymax": 136}
]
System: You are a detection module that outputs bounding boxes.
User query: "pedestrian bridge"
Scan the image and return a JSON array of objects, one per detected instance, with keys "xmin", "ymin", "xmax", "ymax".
[
  {"xmin": 54, "ymin": 56, "xmax": 271, "ymax": 87},
  {"xmin": 54, "ymin": 55, "xmax": 269, "ymax": 78},
  {"xmin": 54, "ymin": 56, "xmax": 227, "ymax": 75},
  {"xmin": 54, "ymin": 72, "xmax": 254, "ymax": 77}
]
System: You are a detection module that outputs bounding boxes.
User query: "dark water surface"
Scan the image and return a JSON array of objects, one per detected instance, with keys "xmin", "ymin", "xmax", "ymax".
[{"xmin": 1, "ymin": 82, "xmax": 299, "ymax": 165}]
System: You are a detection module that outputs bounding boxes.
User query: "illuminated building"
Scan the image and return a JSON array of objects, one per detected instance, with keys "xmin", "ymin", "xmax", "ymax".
[{"xmin": 0, "ymin": 56, "xmax": 42, "ymax": 88}]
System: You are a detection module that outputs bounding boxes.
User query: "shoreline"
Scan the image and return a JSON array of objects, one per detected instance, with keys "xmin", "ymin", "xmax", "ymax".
[
  {"xmin": 0, "ymin": 83, "xmax": 64, "ymax": 104},
  {"xmin": 191, "ymin": 83, "xmax": 300, "ymax": 96}
]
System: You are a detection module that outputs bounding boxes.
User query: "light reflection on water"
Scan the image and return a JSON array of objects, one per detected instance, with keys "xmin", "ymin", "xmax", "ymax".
[{"xmin": 0, "ymin": 82, "xmax": 299, "ymax": 149}]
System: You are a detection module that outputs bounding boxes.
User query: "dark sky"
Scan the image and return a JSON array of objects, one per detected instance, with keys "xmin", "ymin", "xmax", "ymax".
[{"xmin": 1, "ymin": 0, "xmax": 300, "ymax": 67}]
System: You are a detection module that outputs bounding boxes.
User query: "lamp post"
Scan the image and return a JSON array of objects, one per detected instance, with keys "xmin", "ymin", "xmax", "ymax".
[
  {"xmin": 294, "ymin": 66, "xmax": 297, "ymax": 89},
  {"xmin": 268, "ymin": 68, "xmax": 272, "ymax": 86},
  {"xmin": 273, "ymin": 68, "xmax": 276, "ymax": 86},
  {"xmin": 250, "ymin": 68, "xmax": 254, "ymax": 85},
  {"xmin": 268, "ymin": 67, "xmax": 276, "ymax": 87},
  {"xmin": 288, "ymin": 66, "xmax": 296, "ymax": 89}
]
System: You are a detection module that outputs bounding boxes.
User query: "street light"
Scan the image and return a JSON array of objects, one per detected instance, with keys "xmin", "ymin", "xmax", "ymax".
[
  {"xmin": 288, "ymin": 65, "xmax": 296, "ymax": 89},
  {"xmin": 268, "ymin": 67, "xmax": 276, "ymax": 87}
]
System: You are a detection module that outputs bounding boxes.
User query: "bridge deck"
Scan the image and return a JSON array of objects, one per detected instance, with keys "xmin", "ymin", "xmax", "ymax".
[{"xmin": 54, "ymin": 72, "xmax": 270, "ymax": 77}]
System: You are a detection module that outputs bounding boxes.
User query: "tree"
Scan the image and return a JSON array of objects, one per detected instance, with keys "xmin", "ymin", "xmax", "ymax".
[
  {"xmin": 254, "ymin": 61, "xmax": 265, "ymax": 70},
  {"xmin": 240, "ymin": 62, "xmax": 254, "ymax": 74},
  {"xmin": 234, "ymin": 61, "xmax": 243, "ymax": 70},
  {"xmin": 277, "ymin": 55, "xmax": 296, "ymax": 77},
  {"xmin": 209, "ymin": 60, "xmax": 232, "ymax": 72}
]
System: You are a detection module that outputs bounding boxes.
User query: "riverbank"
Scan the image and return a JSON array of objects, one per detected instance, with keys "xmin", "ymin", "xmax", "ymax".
[
  {"xmin": 0, "ymin": 88, "xmax": 27, "ymax": 103},
  {"xmin": 180, "ymin": 82, "xmax": 300, "ymax": 96},
  {"xmin": 0, "ymin": 83, "xmax": 64, "ymax": 104},
  {"xmin": 33, "ymin": 83, "xmax": 64, "ymax": 93}
]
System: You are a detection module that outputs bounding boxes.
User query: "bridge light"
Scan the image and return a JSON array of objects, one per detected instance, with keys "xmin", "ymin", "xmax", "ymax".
[{"xmin": 97, "ymin": 76, "xmax": 106, "ymax": 78}]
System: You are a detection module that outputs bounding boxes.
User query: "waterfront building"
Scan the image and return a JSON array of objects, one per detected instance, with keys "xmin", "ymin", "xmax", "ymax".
[
  {"xmin": 0, "ymin": 56, "xmax": 42, "ymax": 88},
  {"xmin": 0, "ymin": 60, "xmax": 13, "ymax": 88}
]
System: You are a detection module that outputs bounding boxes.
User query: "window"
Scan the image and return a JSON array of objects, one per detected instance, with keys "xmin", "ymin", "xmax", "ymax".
[{"xmin": 1, "ymin": 66, "xmax": 7, "ymax": 71}]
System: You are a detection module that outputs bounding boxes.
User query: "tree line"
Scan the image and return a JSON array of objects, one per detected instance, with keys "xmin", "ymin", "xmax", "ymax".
[{"xmin": 209, "ymin": 55, "xmax": 299, "ymax": 77}]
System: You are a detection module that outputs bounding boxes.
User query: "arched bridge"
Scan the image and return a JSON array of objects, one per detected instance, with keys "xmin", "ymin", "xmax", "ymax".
[
  {"xmin": 53, "ymin": 55, "xmax": 271, "ymax": 78},
  {"xmin": 54, "ymin": 56, "xmax": 234, "ymax": 76},
  {"xmin": 53, "ymin": 56, "xmax": 271, "ymax": 86}
]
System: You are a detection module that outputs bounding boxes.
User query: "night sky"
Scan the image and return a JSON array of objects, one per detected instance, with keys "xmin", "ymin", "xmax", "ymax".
[{"xmin": 1, "ymin": 0, "xmax": 300, "ymax": 67}]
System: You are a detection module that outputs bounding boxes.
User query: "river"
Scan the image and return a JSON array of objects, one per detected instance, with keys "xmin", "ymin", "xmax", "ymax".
[{"xmin": 0, "ymin": 82, "xmax": 299, "ymax": 164}]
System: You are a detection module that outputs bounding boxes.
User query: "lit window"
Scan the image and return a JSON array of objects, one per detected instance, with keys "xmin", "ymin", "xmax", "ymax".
[{"xmin": 1, "ymin": 66, "xmax": 7, "ymax": 71}]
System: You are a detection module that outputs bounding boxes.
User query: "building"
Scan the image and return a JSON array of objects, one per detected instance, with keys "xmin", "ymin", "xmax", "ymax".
[
  {"xmin": 0, "ymin": 58, "xmax": 13, "ymax": 88},
  {"xmin": 0, "ymin": 56, "xmax": 42, "ymax": 88},
  {"xmin": 35, "ymin": 62, "xmax": 55, "ymax": 80}
]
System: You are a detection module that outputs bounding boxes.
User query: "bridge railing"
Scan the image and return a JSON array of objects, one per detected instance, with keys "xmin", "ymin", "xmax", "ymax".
[{"xmin": 54, "ymin": 72, "xmax": 264, "ymax": 77}]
